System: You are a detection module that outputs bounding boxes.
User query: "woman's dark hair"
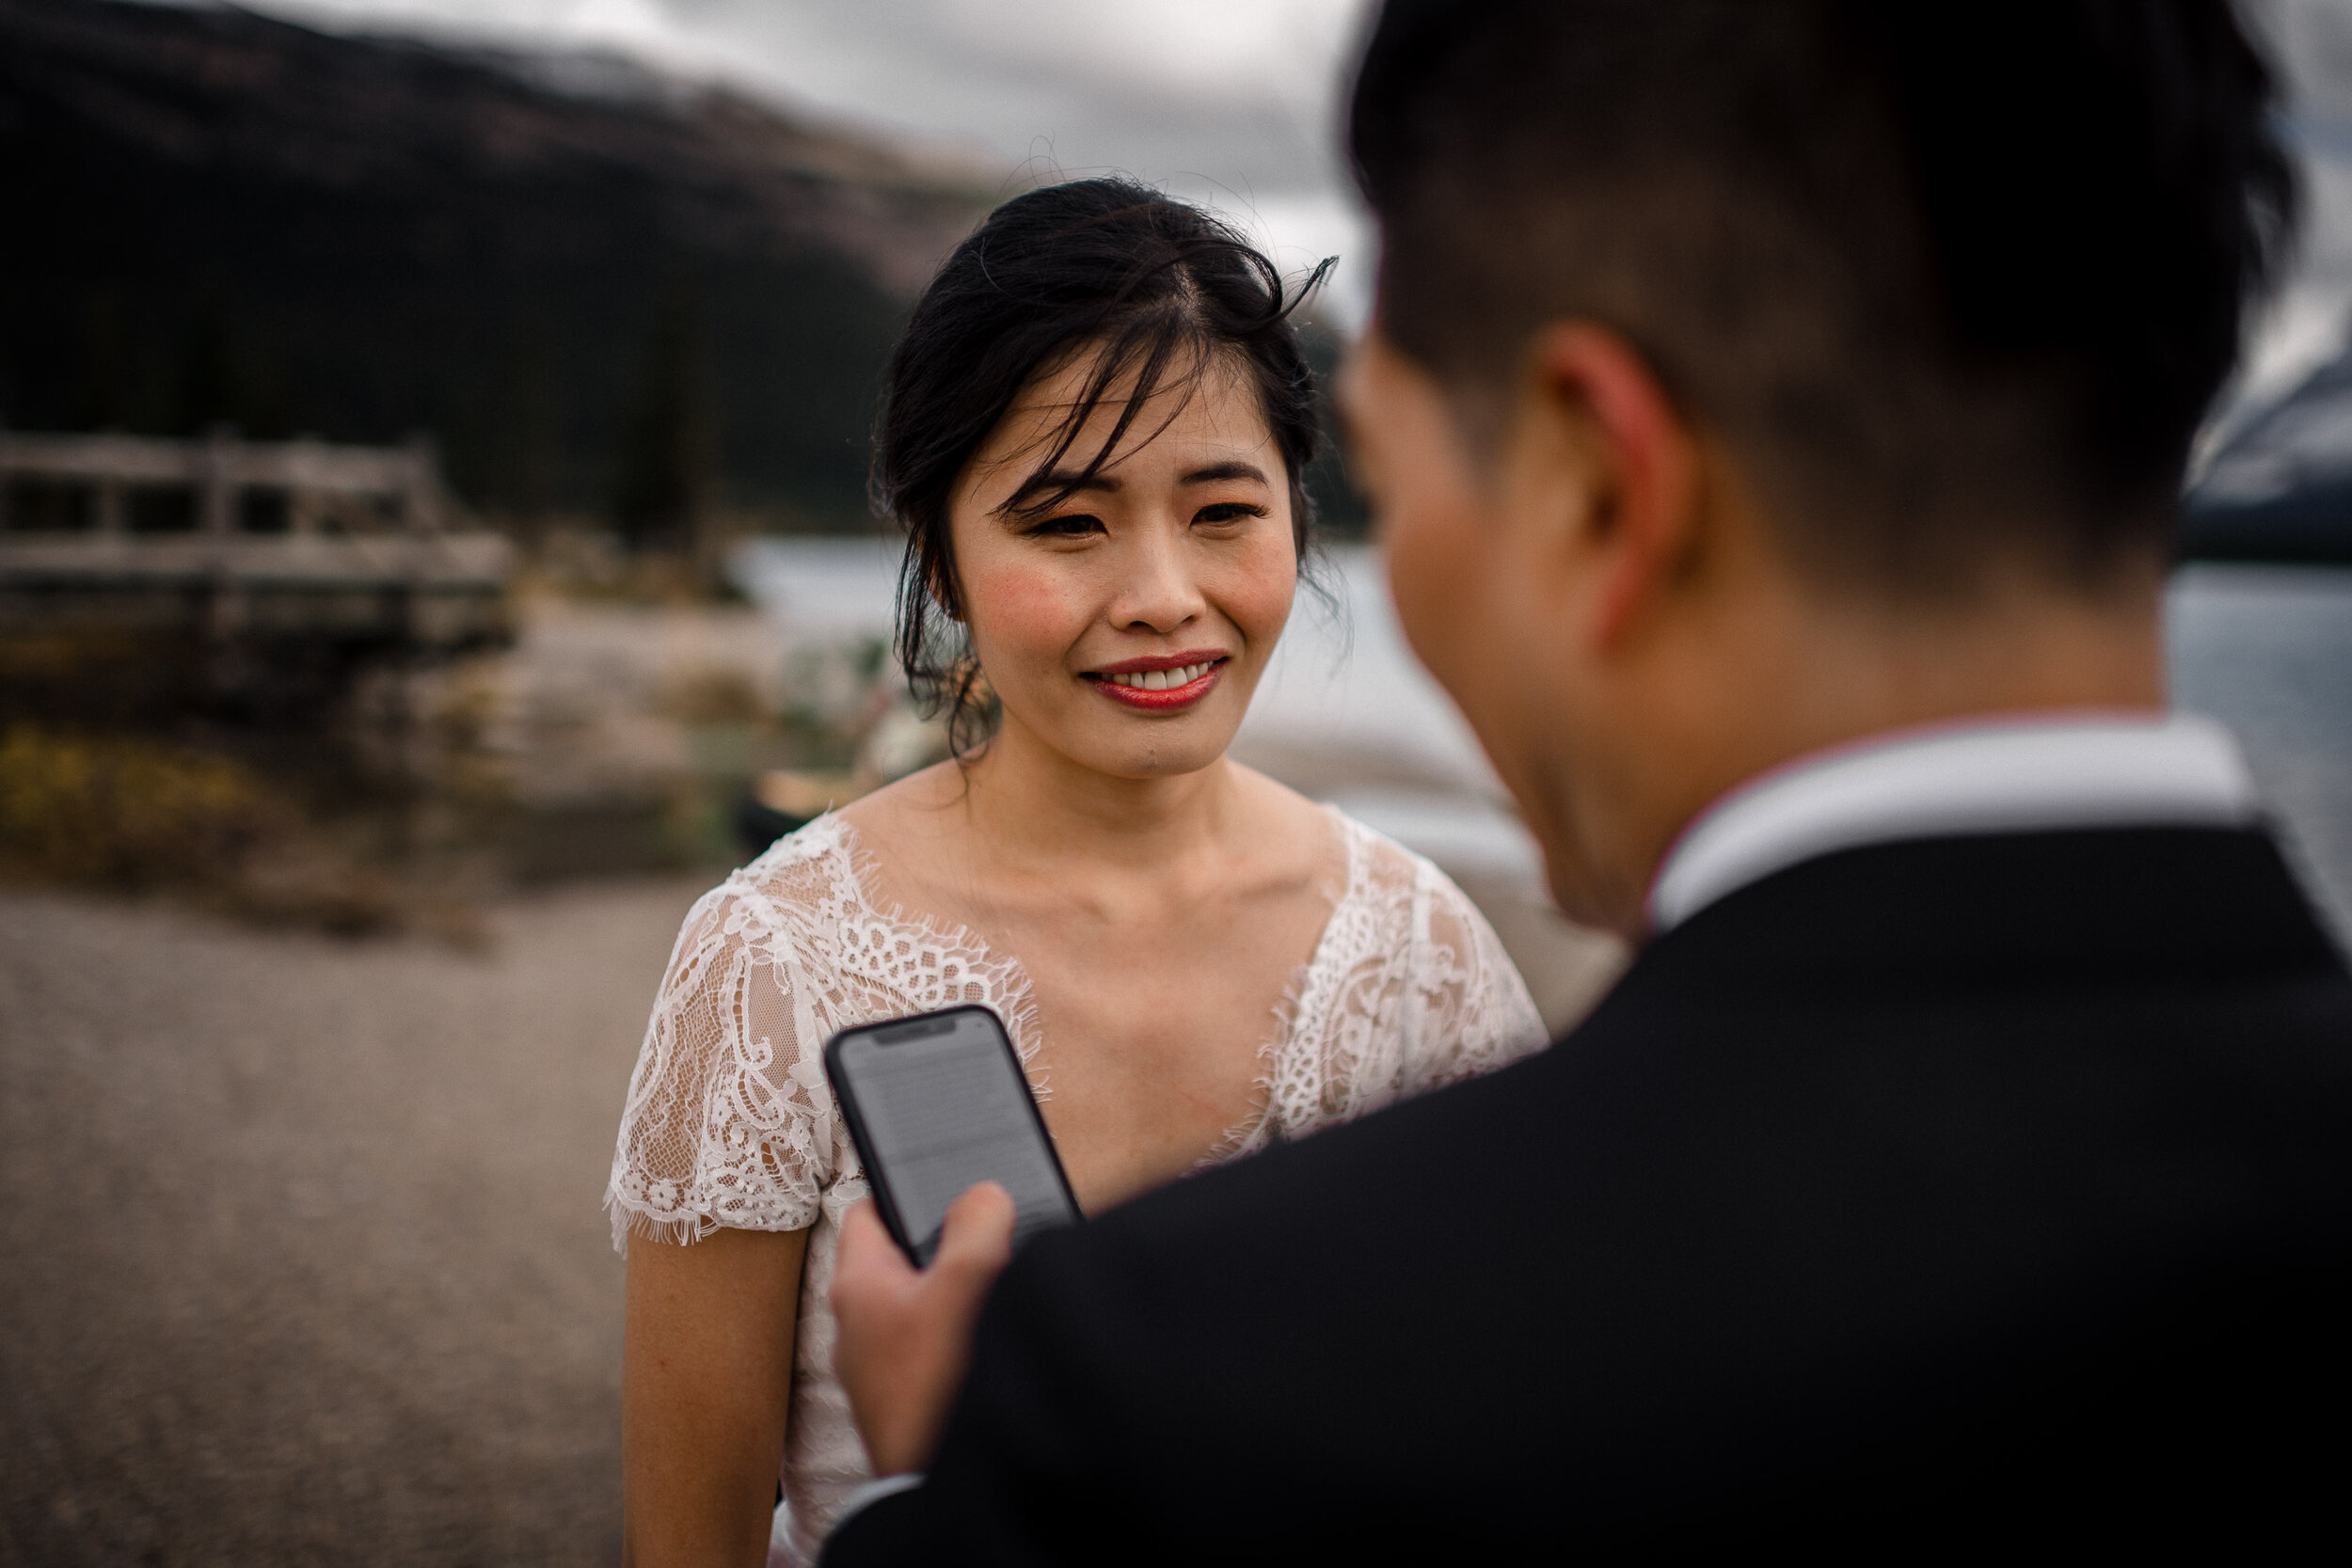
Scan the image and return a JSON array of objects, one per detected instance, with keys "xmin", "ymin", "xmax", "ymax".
[{"xmin": 873, "ymin": 177, "xmax": 1333, "ymax": 758}]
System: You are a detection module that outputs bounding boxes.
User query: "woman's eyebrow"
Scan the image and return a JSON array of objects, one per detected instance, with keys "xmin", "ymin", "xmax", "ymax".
[
  {"xmin": 998, "ymin": 459, "xmax": 1267, "ymax": 515},
  {"xmin": 1036, "ymin": 468, "xmax": 1121, "ymax": 495},
  {"xmin": 997, "ymin": 468, "xmax": 1120, "ymax": 515},
  {"xmin": 1181, "ymin": 461, "xmax": 1270, "ymax": 486}
]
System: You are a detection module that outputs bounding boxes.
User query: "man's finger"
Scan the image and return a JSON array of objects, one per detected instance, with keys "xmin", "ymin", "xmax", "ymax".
[
  {"xmin": 837, "ymin": 1196, "xmax": 887, "ymax": 1259},
  {"xmin": 934, "ymin": 1180, "xmax": 1017, "ymax": 1275},
  {"xmin": 834, "ymin": 1197, "xmax": 914, "ymax": 1296},
  {"xmin": 830, "ymin": 1184, "xmax": 1018, "ymax": 1476}
]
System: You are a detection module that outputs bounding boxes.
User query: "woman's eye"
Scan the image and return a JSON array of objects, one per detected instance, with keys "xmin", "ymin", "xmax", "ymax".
[
  {"xmin": 1028, "ymin": 513, "xmax": 1104, "ymax": 538},
  {"xmin": 1194, "ymin": 501, "xmax": 1267, "ymax": 526}
]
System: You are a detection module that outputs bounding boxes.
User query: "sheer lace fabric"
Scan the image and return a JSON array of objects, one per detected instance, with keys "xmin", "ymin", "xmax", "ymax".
[{"xmin": 605, "ymin": 808, "xmax": 1547, "ymax": 1565}]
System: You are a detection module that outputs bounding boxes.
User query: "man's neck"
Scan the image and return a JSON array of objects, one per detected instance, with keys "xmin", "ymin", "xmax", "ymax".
[{"xmin": 1540, "ymin": 568, "xmax": 2170, "ymax": 935}]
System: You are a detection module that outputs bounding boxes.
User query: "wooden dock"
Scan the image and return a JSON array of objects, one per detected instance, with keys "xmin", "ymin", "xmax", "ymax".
[{"xmin": 0, "ymin": 429, "xmax": 513, "ymax": 650}]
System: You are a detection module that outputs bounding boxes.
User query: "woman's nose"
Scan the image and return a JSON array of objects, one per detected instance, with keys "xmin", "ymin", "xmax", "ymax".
[{"xmin": 1107, "ymin": 524, "xmax": 1206, "ymax": 634}]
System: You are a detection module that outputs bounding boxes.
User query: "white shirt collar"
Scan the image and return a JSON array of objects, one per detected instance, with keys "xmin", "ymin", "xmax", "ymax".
[{"xmin": 1647, "ymin": 713, "xmax": 2261, "ymax": 932}]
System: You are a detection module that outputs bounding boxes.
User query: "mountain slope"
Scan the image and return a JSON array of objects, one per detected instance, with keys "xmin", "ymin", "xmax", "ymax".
[
  {"xmin": 2186, "ymin": 347, "xmax": 2352, "ymax": 563},
  {"xmin": 0, "ymin": 0, "xmax": 1001, "ymax": 526}
]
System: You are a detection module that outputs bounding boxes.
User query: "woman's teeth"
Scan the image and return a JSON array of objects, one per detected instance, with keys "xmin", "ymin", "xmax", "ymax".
[{"xmin": 1104, "ymin": 661, "xmax": 1214, "ymax": 691}]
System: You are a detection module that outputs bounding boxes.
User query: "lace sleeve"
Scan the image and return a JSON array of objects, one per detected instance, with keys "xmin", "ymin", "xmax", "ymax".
[
  {"xmin": 604, "ymin": 875, "xmax": 841, "ymax": 1253},
  {"xmin": 1396, "ymin": 857, "xmax": 1551, "ymax": 1095}
]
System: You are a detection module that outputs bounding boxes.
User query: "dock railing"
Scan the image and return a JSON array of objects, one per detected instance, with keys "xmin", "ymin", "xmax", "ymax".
[{"xmin": 0, "ymin": 427, "xmax": 513, "ymax": 650}]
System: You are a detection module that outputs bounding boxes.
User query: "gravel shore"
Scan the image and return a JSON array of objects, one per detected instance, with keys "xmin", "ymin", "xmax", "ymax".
[
  {"xmin": 0, "ymin": 879, "xmax": 707, "ymax": 1567},
  {"xmin": 0, "ymin": 863, "xmax": 1615, "ymax": 1566}
]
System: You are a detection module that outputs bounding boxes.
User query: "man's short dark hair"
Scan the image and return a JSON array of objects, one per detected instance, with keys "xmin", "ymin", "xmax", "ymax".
[{"xmin": 1350, "ymin": 0, "xmax": 2296, "ymax": 591}]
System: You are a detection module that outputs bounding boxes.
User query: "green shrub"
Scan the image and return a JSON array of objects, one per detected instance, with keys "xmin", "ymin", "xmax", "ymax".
[{"xmin": 0, "ymin": 726, "xmax": 397, "ymax": 933}]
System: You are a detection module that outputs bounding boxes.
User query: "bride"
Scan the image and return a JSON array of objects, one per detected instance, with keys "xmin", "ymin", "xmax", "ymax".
[{"xmin": 607, "ymin": 178, "xmax": 1548, "ymax": 1567}]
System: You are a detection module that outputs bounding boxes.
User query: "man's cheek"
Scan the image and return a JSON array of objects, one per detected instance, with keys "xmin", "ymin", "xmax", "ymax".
[{"xmin": 1387, "ymin": 492, "xmax": 1480, "ymax": 684}]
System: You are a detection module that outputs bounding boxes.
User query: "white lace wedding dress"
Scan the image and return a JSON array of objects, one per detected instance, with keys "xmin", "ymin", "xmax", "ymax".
[{"xmin": 605, "ymin": 806, "xmax": 1549, "ymax": 1565}]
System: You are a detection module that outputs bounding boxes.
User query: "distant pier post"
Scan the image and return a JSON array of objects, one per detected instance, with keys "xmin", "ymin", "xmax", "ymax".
[
  {"xmin": 402, "ymin": 433, "xmax": 443, "ymax": 536},
  {"xmin": 200, "ymin": 424, "xmax": 238, "ymax": 538},
  {"xmin": 290, "ymin": 436, "xmax": 325, "ymax": 537},
  {"xmin": 95, "ymin": 475, "xmax": 127, "ymax": 538},
  {"xmin": 201, "ymin": 424, "xmax": 244, "ymax": 637}
]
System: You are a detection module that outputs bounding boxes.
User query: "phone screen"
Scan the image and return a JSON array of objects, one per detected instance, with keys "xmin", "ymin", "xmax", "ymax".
[{"xmin": 825, "ymin": 1006, "xmax": 1080, "ymax": 1266}]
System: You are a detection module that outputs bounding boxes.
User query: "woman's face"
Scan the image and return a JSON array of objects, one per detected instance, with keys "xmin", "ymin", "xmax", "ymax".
[{"xmin": 946, "ymin": 347, "xmax": 1298, "ymax": 781}]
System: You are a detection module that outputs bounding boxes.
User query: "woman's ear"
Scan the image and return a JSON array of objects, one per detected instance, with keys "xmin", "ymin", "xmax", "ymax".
[{"xmin": 1518, "ymin": 324, "xmax": 1703, "ymax": 652}]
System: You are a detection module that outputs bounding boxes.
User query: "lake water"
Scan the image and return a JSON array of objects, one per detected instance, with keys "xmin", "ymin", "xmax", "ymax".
[
  {"xmin": 2169, "ymin": 564, "xmax": 2352, "ymax": 941},
  {"xmin": 734, "ymin": 540, "xmax": 2352, "ymax": 942}
]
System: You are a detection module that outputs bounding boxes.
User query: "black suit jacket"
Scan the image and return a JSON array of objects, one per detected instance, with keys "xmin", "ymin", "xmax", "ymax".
[{"xmin": 825, "ymin": 828, "xmax": 2352, "ymax": 1562}]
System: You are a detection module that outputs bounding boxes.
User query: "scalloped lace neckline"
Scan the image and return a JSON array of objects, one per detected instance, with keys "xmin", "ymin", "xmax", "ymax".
[{"xmin": 796, "ymin": 806, "xmax": 1360, "ymax": 1148}]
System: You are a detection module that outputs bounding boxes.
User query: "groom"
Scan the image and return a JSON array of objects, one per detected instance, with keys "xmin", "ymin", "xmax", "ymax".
[{"xmin": 821, "ymin": 2, "xmax": 2352, "ymax": 1559}]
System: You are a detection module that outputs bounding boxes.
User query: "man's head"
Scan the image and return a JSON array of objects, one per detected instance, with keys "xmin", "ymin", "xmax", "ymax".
[
  {"xmin": 1338, "ymin": 0, "xmax": 2295, "ymax": 932},
  {"xmin": 1351, "ymin": 0, "xmax": 2293, "ymax": 589}
]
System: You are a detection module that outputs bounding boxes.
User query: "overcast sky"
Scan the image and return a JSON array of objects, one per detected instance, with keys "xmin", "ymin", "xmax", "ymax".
[{"xmin": 239, "ymin": 0, "xmax": 1379, "ymax": 322}]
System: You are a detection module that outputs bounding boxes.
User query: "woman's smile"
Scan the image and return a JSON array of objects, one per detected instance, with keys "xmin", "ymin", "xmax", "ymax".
[{"xmin": 1083, "ymin": 651, "xmax": 1230, "ymax": 711}]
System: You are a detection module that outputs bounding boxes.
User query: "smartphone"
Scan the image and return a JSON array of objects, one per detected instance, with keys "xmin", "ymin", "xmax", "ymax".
[{"xmin": 824, "ymin": 1005, "xmax": 1081, "ymax": 1267}]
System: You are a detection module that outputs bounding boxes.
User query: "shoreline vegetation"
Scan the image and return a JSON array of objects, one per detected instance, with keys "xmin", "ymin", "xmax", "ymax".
[
  {"xmin": 0, "ymin": 570, "xmax": 887, "ymax": 942},
  {"xmin": 0, "ymin": 724, "xmax": 408, "ymax": 936}
]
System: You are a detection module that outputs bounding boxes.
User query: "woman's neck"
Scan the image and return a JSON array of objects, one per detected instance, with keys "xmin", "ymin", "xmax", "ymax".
[{"xmin": 951, "ymin": 713, "xmax": 1247, "ymax": 879}]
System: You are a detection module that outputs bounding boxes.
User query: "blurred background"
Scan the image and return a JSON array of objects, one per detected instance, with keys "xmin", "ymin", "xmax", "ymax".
[{"xmin": 2, "ymin": 0, "xmax": 2348, "ymax": 1561}]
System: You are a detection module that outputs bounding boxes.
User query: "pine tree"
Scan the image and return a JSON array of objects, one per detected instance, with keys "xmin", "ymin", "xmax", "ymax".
[{"xmin": 613, "ymin": 286, "xmax": 716, "ymax": 556}]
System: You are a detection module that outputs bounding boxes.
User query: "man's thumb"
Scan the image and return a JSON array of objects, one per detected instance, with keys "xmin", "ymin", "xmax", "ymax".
[{"xmin": 934, "ymin": 1180, "xmax": 1017, "ymax": 1273}]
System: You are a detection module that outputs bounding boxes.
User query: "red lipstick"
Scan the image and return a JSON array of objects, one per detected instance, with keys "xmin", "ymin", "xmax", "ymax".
[{"xmin": 1083, "ymin": 650, "xmax": 1229, "ymax": 713}]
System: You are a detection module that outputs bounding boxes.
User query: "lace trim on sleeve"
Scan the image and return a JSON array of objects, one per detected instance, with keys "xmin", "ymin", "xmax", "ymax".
[
  {"xmin": 604, "ymin": 844, "xmax": 841, "ymax": 1252},
  {"xmin": 604, "ymin": 817, "xmax": 1043, "ymax": 1254}
]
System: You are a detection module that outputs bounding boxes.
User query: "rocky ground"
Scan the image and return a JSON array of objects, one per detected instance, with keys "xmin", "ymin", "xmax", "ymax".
[{"xmin": 0, "ymin": 878, "xmax": 707, "ymax": 1566}]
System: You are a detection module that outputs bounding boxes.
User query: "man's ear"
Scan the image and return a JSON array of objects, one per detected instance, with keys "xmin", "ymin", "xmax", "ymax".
[{"xmin": 1520, "ymin": 324, "xmax": 1703, "ymax": 651}]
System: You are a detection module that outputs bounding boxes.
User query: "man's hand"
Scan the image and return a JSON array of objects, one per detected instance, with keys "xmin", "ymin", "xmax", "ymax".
[{"xmin": 831, "ymin": 1181, "xmax": 1018, "ymax": 1477}]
